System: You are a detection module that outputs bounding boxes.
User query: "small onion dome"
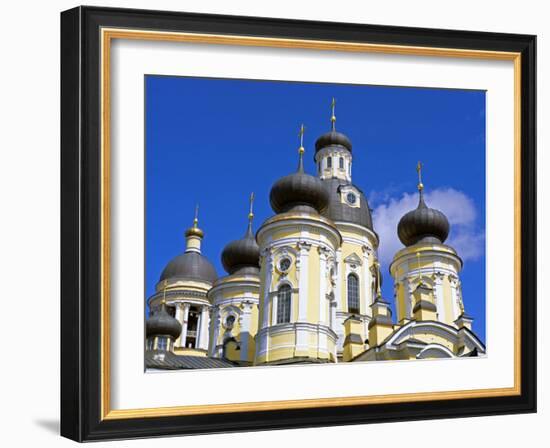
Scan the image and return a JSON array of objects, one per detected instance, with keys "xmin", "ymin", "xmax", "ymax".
[
  {"xmin": 270, "ymin": 141, "xmax": 329, "ymax": 214},
  {"xmin": 159, "ymin": 252, "xmax": 218, "ymax": 283},
  {"xmin": 397, "ymin": 189, "xmax": 450, "ymax": 246},
  {"xmin": 221, "ymin": 207, "xmax": 260, "ymax": 275},
  {"xmin": 146, "ymin": 303, "xmax": 182, "ymax": 339},
  {"xmin": 185, "ymin": 225, "xmax": 204, "ymax": 238},
  {"xmin": 315, "ymin": 130, "xmax": 352, "ymax": 154}
]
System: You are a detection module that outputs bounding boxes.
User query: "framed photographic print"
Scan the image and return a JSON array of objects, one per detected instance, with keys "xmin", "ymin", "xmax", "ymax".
[{"xmin": 60, "ymin": 6, "xmax": 537, "ymax": 442}]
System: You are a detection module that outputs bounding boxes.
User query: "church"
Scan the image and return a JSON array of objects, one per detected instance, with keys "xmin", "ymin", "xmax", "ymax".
[{"xmin": 145, "ymin": 101, "xmax": 486, "ymax": 370}]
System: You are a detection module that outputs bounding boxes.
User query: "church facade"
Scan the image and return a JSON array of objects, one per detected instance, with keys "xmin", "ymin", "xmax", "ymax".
[{"xmin": 145, "ymin": 103, "xmax": 485, "ymax": 370}]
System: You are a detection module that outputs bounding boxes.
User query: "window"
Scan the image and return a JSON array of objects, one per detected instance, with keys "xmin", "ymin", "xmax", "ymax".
[
  {"xmin": 346, "ymin": 192, "xmax": 357, "ymax": 204},
  {"xmin": 339, "ymin": 157, "xmax": 344, "ymax": 169},
  {"xmin": 277, "ymin": 284, "xmax": 292, "ymax": 324},
  {"xmin": 327, "ymin": 156, "xmax": 332, "ymax": 168},
  {"xmin": 347, "ymin": 274, "xmax": 360, "ymax": 314}
]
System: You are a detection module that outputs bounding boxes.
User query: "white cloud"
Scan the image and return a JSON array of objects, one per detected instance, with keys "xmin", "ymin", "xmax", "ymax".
[{"xmin": 371, "ymin": 188, "xmax": 485, "ymax": 267}]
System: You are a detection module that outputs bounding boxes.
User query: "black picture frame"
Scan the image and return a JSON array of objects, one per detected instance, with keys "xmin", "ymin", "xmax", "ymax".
[{"xmin": 61, "ymin": 5, "xmax": 536, "ymax": 442}]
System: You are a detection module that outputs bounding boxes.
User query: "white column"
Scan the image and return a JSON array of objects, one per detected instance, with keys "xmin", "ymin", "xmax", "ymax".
[
  {"xmin": 197, "ymin": 305, "xmax": 209, "ymax": 350},
  {"xmin": 180, "ymin": 303, "xmax": 190, "ymax": 348},
  {"xmin": 297, "ymin": 242, "xmax": 311, "ymax": 322},
  {"xmin": 174, "ymin": 303, "xmax": 184, "ymax": 347},
  {"xmin": 209, "ymin": 305, "xmax": 221, "ymax": 356}
]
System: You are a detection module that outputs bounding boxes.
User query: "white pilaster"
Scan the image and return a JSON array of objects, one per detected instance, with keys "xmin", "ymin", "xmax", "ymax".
[
  {"xmin": 297, "ymin": 241, "xmax": 311, "ymax": 322},
  {"xmin": 449, "ymin": 275, "xmax": 461, "ymax": 321},
  {"xmin": 433, "ymin": 272, "xmax": 446, "ymax": 322},
  {"xmin": 319, "ymin": 246, "xmax": 329, "ymax": 326},
  {"xmin": 362, "ymin": 246, "xmax": 373, "ymax": 311},
  {"xmin": 260, "ymin": 250, "xmax": 273, "ymax": 330},
  {"xmin": 239, "ymin": 301, "xmax": 253, "ymax": 362}
]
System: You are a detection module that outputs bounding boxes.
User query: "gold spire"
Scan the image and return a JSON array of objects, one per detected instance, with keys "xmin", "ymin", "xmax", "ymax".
[
  {"xmin": 297, "ymin": 124, "xmax": 305, "ymax": 172},
  {"xmin": 193, "ymin": 204, "xmax": 199, "ymax": 227},
  {"xmin": 298, "ymin": 123, "xmax": 305, "ymax": 154},
  {"xmin": 331, "ymin": 97, "xmax": 336, "ymax": 131},
  {"xmin": 416, "ymin": 161, "xmax": 424, "ymax": 192},
  {"xmin": 185, "ymin": 204, "xmax": 204, "ymax": 238},
  {"xmin": 248, "ymin": 192, "xmax": 255, "ymax": 222},
  {"xmin": 245, "ymin": 192, "xmax": 255, "ymax": 236}
]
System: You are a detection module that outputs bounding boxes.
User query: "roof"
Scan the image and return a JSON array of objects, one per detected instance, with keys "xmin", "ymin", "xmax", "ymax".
[
  {"xmin": 145, "ymin": 350, "xmax": 238, "ymax": 370},
  {"xmin": 160, "ymin": 251, "xmax": 218, "ymax": 284},
  {"xmin": 321, "ymin": 178, "xmax": 374, "ymax": 230}
]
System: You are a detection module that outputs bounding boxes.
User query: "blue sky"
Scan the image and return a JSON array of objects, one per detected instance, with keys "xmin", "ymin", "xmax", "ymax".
[{"xmin": 145, "ymin": 75, "xmax": 486, "ymax": 342}]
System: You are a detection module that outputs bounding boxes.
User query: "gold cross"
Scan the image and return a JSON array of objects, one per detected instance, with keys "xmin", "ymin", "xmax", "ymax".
[
  {"xmin": 331, "ymin": 97, "xmax": 336, "ymax": 129},
  {"xmin": 248, "ymin": 192, "xmax": 255, "ymax": 221},
  {"xmin": 416, "ymin": 161, "xmax": 424, "ymax": 191},
  {"xmin": 298, "ymin": 124, "xmax": 305, "ymax": 153},
  {"xmin": 193, "ymin": 204, "xmax": 199, "ymax": 227}
]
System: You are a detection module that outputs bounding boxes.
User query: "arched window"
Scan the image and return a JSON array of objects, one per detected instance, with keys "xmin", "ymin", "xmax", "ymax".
[
  {"xmin": 327, "ymin": 156, "xmax": 332, "ymax": 168},
  {"xmin": 347, "ymin": 274, "xmax": 360, "ymax": 314},
  {"xmin": 277, "ymin": 284, "xmax": 292, "ymax": 324},
  {"xmin": 339, "ymin": 157, "xmax": 344, "ymax": 169}
]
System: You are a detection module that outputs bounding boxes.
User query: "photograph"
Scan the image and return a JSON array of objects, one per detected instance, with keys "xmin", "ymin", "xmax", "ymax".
[{"xmin": 144, "ymin": 76, "xmax": 487, "ymax": 370}]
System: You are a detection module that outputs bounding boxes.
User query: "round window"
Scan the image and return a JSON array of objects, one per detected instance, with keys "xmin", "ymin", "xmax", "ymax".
[
  {"xmin": 279, "ymin": 257, "xmax": 292, "ymax": 272},
  {"xmin": 346, "ymin": 192, "xmax": 357, "ymax": 204}
]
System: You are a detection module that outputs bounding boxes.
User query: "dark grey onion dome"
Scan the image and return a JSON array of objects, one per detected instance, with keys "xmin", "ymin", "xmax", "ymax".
[
  {"xmin": 160, "ymin": 252, "xmax": 217, "ymax": 284},
  {"xmin": 321, "ymin": 178, "xmax": 373, "ymax": 230},
  {"xmin": 397, "ymin": 190, "xmax": 450, "ymax": 246},
  {"xmin": 270, "ymin": 151, "xmax": 329, "ymax": 214},
  {"xmin": 221, "ymin": 221, "xmax": 260, "ymax": 275},
  {"xmin": 315, "ymin": 130, "xmax": 352, "ymax": 153},
  {"xmin": 146, "ymin": 303, "xmax": 182, "ymax": 339}
]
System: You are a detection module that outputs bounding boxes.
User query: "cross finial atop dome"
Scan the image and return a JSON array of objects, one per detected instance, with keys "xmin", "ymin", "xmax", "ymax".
[
  {"xmin": 184, "ymin": 204, "xmax": 204, "ymax": 250},
  {"xmin": 297, "ymin": 124, "xmax": 305, "ymax": 173},
  {"xmin": 193, "ymin": 204, "xmax": 199, "ymax": 227},
  {"xmin": 246, "ymin": 192, "xmax": 255, "ymax": 236},
  {"xmin": 331, "ymin": 97, "xmax": 336, "ymax": 131}
]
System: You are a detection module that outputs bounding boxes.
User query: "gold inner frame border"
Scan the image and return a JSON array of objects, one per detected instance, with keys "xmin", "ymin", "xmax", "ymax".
[{"xmin": 99, "ymin": 27, "xmax": 522, "ymax": 420}]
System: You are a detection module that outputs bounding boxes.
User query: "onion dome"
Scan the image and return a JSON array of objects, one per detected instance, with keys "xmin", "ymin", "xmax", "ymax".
[
  {"xmin": 315, "ymin": 131, "xmax": 352, "ymax": 153},
  {"xmin": 397, "ymin": 162, "xmax": 450, "ymax": 246},
  {"xmin": 146, "ymin": 302, "xmax": 182, "ymax": 339},
  {"xmin": 270, "ymin": 124, "xmax": 330, "ymax": 214},
  {"xmin": 221, "ymin": 193, "xmax": 261, "ymax": 275},
  {"xmin": 159, "ymin": 208, "xmax": 218, "ymax": 284},
  {"xmin": 315, "ymin": 97, "xmax": 352, "ymax": 154}
]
